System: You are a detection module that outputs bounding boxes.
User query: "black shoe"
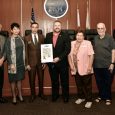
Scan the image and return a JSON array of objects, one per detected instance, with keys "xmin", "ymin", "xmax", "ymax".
[
  {"xmin": 12, "ymin": 101, "xmax": 17, "ymax": 105},
  {"xmin": 29, "ymin": 96, "xmax": 36, "ymax": 102},
  {"xmin": 0, "ymin": 97, "xmax": 8, "ymax": 103},
  {"xmin": 63, "ymin": 98, "xmax": 69, "ymax": 103},
  {"xmin": 52, "ymin": 96, "xmax": 59, "ymax": 102},
  {"xmin": 38, "ymin": 94, "xmax": 47, "ymax": 100}
]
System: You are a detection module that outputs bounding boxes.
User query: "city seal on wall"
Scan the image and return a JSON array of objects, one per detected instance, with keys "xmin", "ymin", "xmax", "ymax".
[{"xmin": 44, "ymin": 0, "xmax": 68, "ymax": 19}]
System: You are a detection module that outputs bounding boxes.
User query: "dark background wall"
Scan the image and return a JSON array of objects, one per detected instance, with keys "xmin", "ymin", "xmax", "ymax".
[{"xmin": 0, "ymin": 0, "xmax": 115, "ymax": 96}]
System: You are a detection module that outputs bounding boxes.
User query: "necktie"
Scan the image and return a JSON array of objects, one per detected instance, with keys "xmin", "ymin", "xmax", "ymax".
[{"xmin": 34, "ymin": 34, "xmax": 37, "ymax": 45}]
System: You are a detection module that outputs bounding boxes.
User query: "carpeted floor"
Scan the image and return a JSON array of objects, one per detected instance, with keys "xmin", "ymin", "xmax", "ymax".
[{"xmin": 0, "ymin": 94, "xmax": 115, "ymax": 115}]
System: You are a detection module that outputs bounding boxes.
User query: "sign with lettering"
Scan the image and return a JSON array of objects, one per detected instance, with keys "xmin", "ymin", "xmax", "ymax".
[{"xmin": 44, "ymin": 0, "xmax": 68, "ymax": 19}]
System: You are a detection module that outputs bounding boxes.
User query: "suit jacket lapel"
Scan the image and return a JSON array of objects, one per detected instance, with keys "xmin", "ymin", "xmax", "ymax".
[
  {"xmin": 49, "ymin": 32, "xmax": 53, "ymax": 45},
  {"xmin": 30, "ymin": 35, "xmax": 34, "ymax": 45},
  {"xmin": 38, "ymin": 34, "xmax": 42, "ymax": 43},
  {"xmin": 54, "ymin": 32, "xmax": 61, "ymax": 48}
]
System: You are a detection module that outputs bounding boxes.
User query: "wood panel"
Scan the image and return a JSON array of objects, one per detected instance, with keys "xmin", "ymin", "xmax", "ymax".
[
  {"xmin": 0, "ymin": 0, "xmax": 114, "ymax": 34},
  {"xmin": 0, "ymin": 0, "xmax": 115, "ymax": 96},
  {"xmin": 112, "ymin": 0, "xmax": 115, "ymax": 31},
  {"xmin": 90, "ymin": 0, "xmax": 111, "ymax": 33},
  {"xmin": 0, "ymin": 0, "xmax": 21, "ymax": 34}
]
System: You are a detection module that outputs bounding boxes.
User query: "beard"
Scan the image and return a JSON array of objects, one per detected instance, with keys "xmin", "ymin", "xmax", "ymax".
[{"xmin": 54, "ymin": 28, "xmax": 61, "ymax": 33}]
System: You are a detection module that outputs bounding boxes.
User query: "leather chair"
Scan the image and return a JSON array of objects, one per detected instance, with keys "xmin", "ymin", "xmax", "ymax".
[
  {"xmin": 113, "ymin": 29, "xmax": 115, "ymax": 40},
  {"xmin": 25, "ymin": 30, "xmax": 43, "ymax": 36},
  {"xmin": 62, "ymin": 29, "xmax": 76, "ymax": 41},
  {"xmin": 0, "ymin": 31, "xmax": 9, "ymax": 37},
  {"xmin": 85, "ymin": 29, "xmax": 98, "ymax": 45}
]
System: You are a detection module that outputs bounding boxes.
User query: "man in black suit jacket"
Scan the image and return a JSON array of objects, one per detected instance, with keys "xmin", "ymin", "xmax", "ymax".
[
  {"xmin": 45, "ymin": 20, "xmax": 71, "ymax": 103},
  {"xmin": 0, "ymin": 24, "xmax": 8, "ymax": 103}
]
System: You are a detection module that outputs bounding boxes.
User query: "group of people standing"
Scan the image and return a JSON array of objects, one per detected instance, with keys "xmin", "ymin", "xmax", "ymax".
[
  {"xmin": 0, "ymin": 22, "xmax": 47, "ymax": 105},
  {"xmin": 68, "ymin": 22, "xmax": 115, "ymax": 108},
  {"xmin": 0, "ymin": 21, "xmax": 115, "ymax": 109}
]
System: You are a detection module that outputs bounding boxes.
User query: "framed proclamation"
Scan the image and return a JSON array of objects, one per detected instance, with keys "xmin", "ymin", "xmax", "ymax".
[{"xmin": 41, "ymin": 44, "xmax": 53, "ymax": 63}]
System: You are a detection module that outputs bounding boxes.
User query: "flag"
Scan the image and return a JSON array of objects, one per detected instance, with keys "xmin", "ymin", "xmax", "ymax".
[
  {"xmin": 77, "ymin": 5, "xmax": 80, "ymax": 28},
  {"xmin": 31, "ymin": 7, "xmax": 35, "ymax": 23},
  {"xmin": 86, "ymin": 1, "xmax": 90, "ymax": 29}
]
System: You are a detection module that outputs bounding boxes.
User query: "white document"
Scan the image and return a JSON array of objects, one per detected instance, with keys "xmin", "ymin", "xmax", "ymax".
[{"xmin": 41, "ymin": 44, "xmax": 53, "ymax": 63}]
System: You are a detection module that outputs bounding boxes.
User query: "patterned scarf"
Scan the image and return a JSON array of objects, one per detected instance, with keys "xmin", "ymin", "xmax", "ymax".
[
  {"xmin": 8, "ymin": 35, "xmax": 25, "ymax": 74},
  {"xmin": 73, "ymin": 41, "xmax": 81, "ymax": 69}
]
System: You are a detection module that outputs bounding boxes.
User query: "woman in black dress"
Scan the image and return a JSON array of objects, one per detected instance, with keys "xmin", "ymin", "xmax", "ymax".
[{"xmin": 6, "ymin": 23, "xmax": 25, "ymax": 104}]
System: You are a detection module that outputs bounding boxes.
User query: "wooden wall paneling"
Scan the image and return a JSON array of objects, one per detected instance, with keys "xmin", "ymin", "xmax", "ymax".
[
  {"xmin": 65, "ymin": 0, "xmax": 76, "ymax": 30},
  {"xmin": 111, "ymin": 0, "xmax": 115, "ymax": 90},
  {"xmin": 22, "ymin": 0, "xmax": 32, "ymax": 35},
  {"xmin": 112, "ymin": 0, "xmax": 115, "ymax": 31},
  {"xmin": 78, "ymin": 0, "xmax": 87, "ymax": 29},
  {"xmin": 18, "ymin": 0, "xmax": 31, "ymax": 96},
  {"xmin": 0, "ymin": 0, "xmax": 21, "ymax": 96},
  {"xmin": 1, "ymin": 0, "xmax": 115, "ymax": 96},
  {"xmin": 90, "ymin": 0, "xmax": 111, "ymax": 34},
  {"xmin": 22, "ymin": 0, "xmax": 44, "ymax": 35},
  {"xmin": 62, "ymin": 0, "xmax": 87, "ymax": 30},
  {"xmin": 0, "ymin": 0, "xmax": 21, "ymax": 34}
]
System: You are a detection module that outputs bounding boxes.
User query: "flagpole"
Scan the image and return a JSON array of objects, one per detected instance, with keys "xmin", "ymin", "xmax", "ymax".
[
  {"xmin": 77, "ymin": 3, "xmax": 80, "ymax": 29},
  {"xmin": 20, "ymin": 0, "xmax": 23, "ymax": 36},
  {"xmin": 86, "ymin": 0, "xmax": 90, "ymax": 29},
  {"xmin": 30, "ymin": 0, "xmax": 33, "ymax": 8}
]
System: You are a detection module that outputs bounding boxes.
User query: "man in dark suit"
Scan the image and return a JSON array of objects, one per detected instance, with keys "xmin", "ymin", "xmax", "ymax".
[
  {"xmin": 45, "ymin": 20, "xmax": 71, "ymax": 103},
  {"xmin": 24, "ymin": 22, "xmax": 46, "ymax": 102},
  {"xmin": 0, "ymin": 24, "xmax": 8, "ymax": 103}
]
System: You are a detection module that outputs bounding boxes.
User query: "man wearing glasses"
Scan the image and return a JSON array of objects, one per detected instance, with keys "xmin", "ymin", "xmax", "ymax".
[{"xmin": 93, "ymin": 23, "xmax": 115, "ymax": 105}]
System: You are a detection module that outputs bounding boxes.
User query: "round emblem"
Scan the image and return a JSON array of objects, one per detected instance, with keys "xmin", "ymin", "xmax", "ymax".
[{"xmin": 44, "ymin": 0, "xmax": 68, "ymax": 19}]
